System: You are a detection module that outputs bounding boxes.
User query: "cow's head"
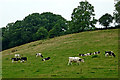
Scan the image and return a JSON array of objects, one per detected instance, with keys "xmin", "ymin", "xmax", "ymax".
[
  {"xmin": 79, "ymin": 59, "xmax": 84, "ymax": 62},
  {"xmin": 42, "ymin": 59, "xmax": 45, "ymax": 61},
  {"xmin": 48, "ymin": 57, "xmax": 50, "ymax": 59}
]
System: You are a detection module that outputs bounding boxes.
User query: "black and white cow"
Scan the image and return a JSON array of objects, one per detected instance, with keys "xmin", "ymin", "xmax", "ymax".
[
  {"xmin": 36, "ymin": 53, "xmax": 43, "ymax": 58},
  {"xmin": 42, "ymin": 57, "xmax": 50, "ymax": 61},
  {"xmin": 11, "ymin": 58, "xmax": 21, "ymax": 63},
  {"xmin": 79, "ymin": 54, "xmax": 83, "ymax": 56},
  {"xmin": 79, "ymin": 54, "xmax": 86, "ymax": 56},
  {"xmin": 86, "ymin": 53, "xmax": 92, "ymax": 56},
  {"xmin": 68, "ymin": 57, "xmax": 84, "ymax": 65},
  {"xmin": 105, "ymin": 51, "xmax": 116, "ymax": 57},
  {"xmin": 20, "ymin": 57, "xmax": 27, "ymax": 62},
  {"xmin": 93, "ymin": 51, "xmax": 100, "ymax": 55},
  {"xmin": 79, "ymin": 52, "xmax": 93, "ymax": 56},
  {"xmin": 89, "ymin": 53, "xmax": 93, "ymax": 55}
]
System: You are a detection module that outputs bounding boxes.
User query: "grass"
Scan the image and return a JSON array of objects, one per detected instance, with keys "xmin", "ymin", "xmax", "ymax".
[{"xmin": 2, "ymin": 29, "xmax": 119, "ymax": 78}]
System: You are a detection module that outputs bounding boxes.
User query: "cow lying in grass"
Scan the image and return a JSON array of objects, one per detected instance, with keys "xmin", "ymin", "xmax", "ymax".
[
  {"xmin": 68, "ymin": 57, "xmax": 84, "ymax": 65},
  {"xmin": 79, "ymin": 54, "xmax": 85, "ymax": 56},
  {"xmin": 20, "ymin": 57, "xmax": 27, "ymax": 62},
  {"xmin": 11, "ymin": 57, "xmax": 27, "ymax": 63},
  {"xmin": 79, "ymin": 51, "xmax": 100, "ymax": 56},
  {"xmin": 36, "ymin": 53, "xmax": 43, "ymax": 58},
  {"xmin": 93, "ymin": 51, "xmax": 100, "ymax": 55},
  {"xmin": 79, "ymin": 53, "xmax": 93, "ymax": 56},
  {"xmin": 105, "ymin": 51, "xmax": 116, "ymax": 57},
  {"xmin": 11, "ymin": 58, "xmax": 21, "ymax": 63},
  {"xmin": 42, "ymin": 57, "xmax": 50, "ymax": 61},
  {"xmin": 79, "ymin": 53, "xmax": 90, "ymax": 56}
]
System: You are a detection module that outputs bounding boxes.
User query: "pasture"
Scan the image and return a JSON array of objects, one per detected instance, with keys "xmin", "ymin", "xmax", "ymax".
[{"xmin": 2, "ymin": 29, "xmax": 119, "ymax": 78}]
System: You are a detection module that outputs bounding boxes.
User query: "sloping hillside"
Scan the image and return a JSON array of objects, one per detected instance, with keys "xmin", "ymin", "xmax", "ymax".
[{"xmin": 2, "ymin": 29, "xmax": 119, "ymax": 78}]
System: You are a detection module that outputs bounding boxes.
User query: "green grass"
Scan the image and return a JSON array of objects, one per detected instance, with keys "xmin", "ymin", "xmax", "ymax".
[{"xmin": 2, "ymin": 29, "xmax": 119, "ymax": 78}]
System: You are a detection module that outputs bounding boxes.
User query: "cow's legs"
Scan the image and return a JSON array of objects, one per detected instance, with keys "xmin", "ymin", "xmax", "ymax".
[
  {"xmin": 21, "ymin": 60, "xmax": 24, "ymax": 63},
  {"xmin": 36, "ymin": 55, "xmax": 37, "ymax": 57},
  {"xmin": 68, "ymin": 60, "xmax": 71, "ymax": 65},
  {"xmin": 12, "ymin": 60, "xmax": 14, "ymax": 63},
  {"xmin": 77, "ymin": 61, "xmax": 80, "ymax": 65},
  {"xmin": 68, "ymin": 61, "xmax": 70, "ymax": 65}
]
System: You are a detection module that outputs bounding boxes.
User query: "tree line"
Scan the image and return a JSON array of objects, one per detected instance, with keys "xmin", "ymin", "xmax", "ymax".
[{"xmin": 1, "ymin": 1, "xmax": 120, "ymax": 50}]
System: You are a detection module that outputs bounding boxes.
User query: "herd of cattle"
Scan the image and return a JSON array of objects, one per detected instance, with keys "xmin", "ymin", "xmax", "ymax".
[
  {"xmin": 11, "ymin": 53, "xmax": 50, "ymax": 63},
  {"xmin": 79, "ymin": 51, "xmax": 100, "ymax": 56},
  {"xmin": 79, "ymin": 51, "xmax": 116, "ymax": 57},
  {"xmin": 11, "ymin": 54, "xmax": 27, "ymax": 63},
  {"xmin": 11, "ymin": 51, "xmax": 116, "ymax": 65},
  {"xmin": 68, "ymin": 51, "xmax": 116, "ymax": 65}
]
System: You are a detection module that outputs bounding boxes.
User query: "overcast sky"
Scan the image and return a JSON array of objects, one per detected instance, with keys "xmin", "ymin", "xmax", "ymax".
[{"xmin": 0, "ymin": 0, "xmax": 114, "ymax": 28}]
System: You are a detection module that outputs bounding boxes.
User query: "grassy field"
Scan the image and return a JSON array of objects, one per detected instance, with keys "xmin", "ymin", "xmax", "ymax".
[{"xmin": 2, "ymin": 29, "xmax": 119, "ymax": 78}]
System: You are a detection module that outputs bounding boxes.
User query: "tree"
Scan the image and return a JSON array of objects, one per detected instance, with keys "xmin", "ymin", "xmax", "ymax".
[
  {"xmin": 35, "ymin": 27, "xmax": 48, "ymax": 40},
  {"xmin": 40, "ymin": 12, "xmax": 67, "ymax": 32},
  {"xmin": 70, "ymin": 1, "xmax": 97, "ymax": 33},
  {"xmin": 99, "ymin": 13, "xmax": 113, "ymax": 28},
  {"xmin": 49, "ymin": 24, "xmax": 61, "ymax": 38},
  {"xmin": 2, "ymin": 12, "xmax": 67, "ymax": 50},
  {"xmin": 114, "ymin": 1, "xmax": 120, "ymax": 26},
  {"xmin": 49, "ymin": 19, "xmax": 67, "ymax": 38}
]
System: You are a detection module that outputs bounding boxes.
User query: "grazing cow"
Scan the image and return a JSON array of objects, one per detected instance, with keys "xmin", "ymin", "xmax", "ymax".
[
  {"xmin": 68, "ymin": 57, "xmax": 84, "ymax": 65},
  {"xmin": 36, "ymin": 53, "xmax": 43, "ymax": 58},
  {"xmin": 15, "ymin": 54, "xmax": 20, "ymax": 58},
  {"xmin": 105, "ymin": 51, "xmax": 116, "ymax": 57},
  {"xmin": 42, "ymin": 57, "xmax": 50, "ymax": 61},
  {"xmin": 20, "ymin": 57, "xmax": 27, "ymax": 62},
  {"xmin": 11, "ymin": 58, "xmax": 21, "ymax": 63}
]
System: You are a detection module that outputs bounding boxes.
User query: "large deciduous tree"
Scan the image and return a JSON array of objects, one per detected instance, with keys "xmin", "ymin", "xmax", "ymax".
[
  {"xmin": 99, "ymin": 13, "xmax": 113, "ymax": 28},
  {"xmin": 114, "ymin": 1, "xmax": 120, "ymax": 26},
  {"xmin": 70, "ymin": 1, "xmax": 97, "ymax": 33}
]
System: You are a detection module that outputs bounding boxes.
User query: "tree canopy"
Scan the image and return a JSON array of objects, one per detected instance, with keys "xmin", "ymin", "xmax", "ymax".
[
  {"xmin": 2, "ymin": 12, "xmax": 67, "ymax": 50},
  {"xmin": 114, "ymin": 1, "xmax": 120, "ymax": 26},
  {"xmin": 99, "ymin": 13, "xmax": 113, "ymax": 28},
  {"xmin": 69, "ymin": 1, "xmax": 97, "ymax": 33}
]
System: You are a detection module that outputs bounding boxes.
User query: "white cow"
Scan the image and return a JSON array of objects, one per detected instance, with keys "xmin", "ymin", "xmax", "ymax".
[
  {"xmin": 36, "ymin": 53, "xmax": 43, "ymax": 57},
  {"xmin": 68, "ymin": 57, "xmax": 84, "ymax": 65},
  {"xmin": 15, "ymin": 54, "xmax": 20, "ymax": 58}
]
